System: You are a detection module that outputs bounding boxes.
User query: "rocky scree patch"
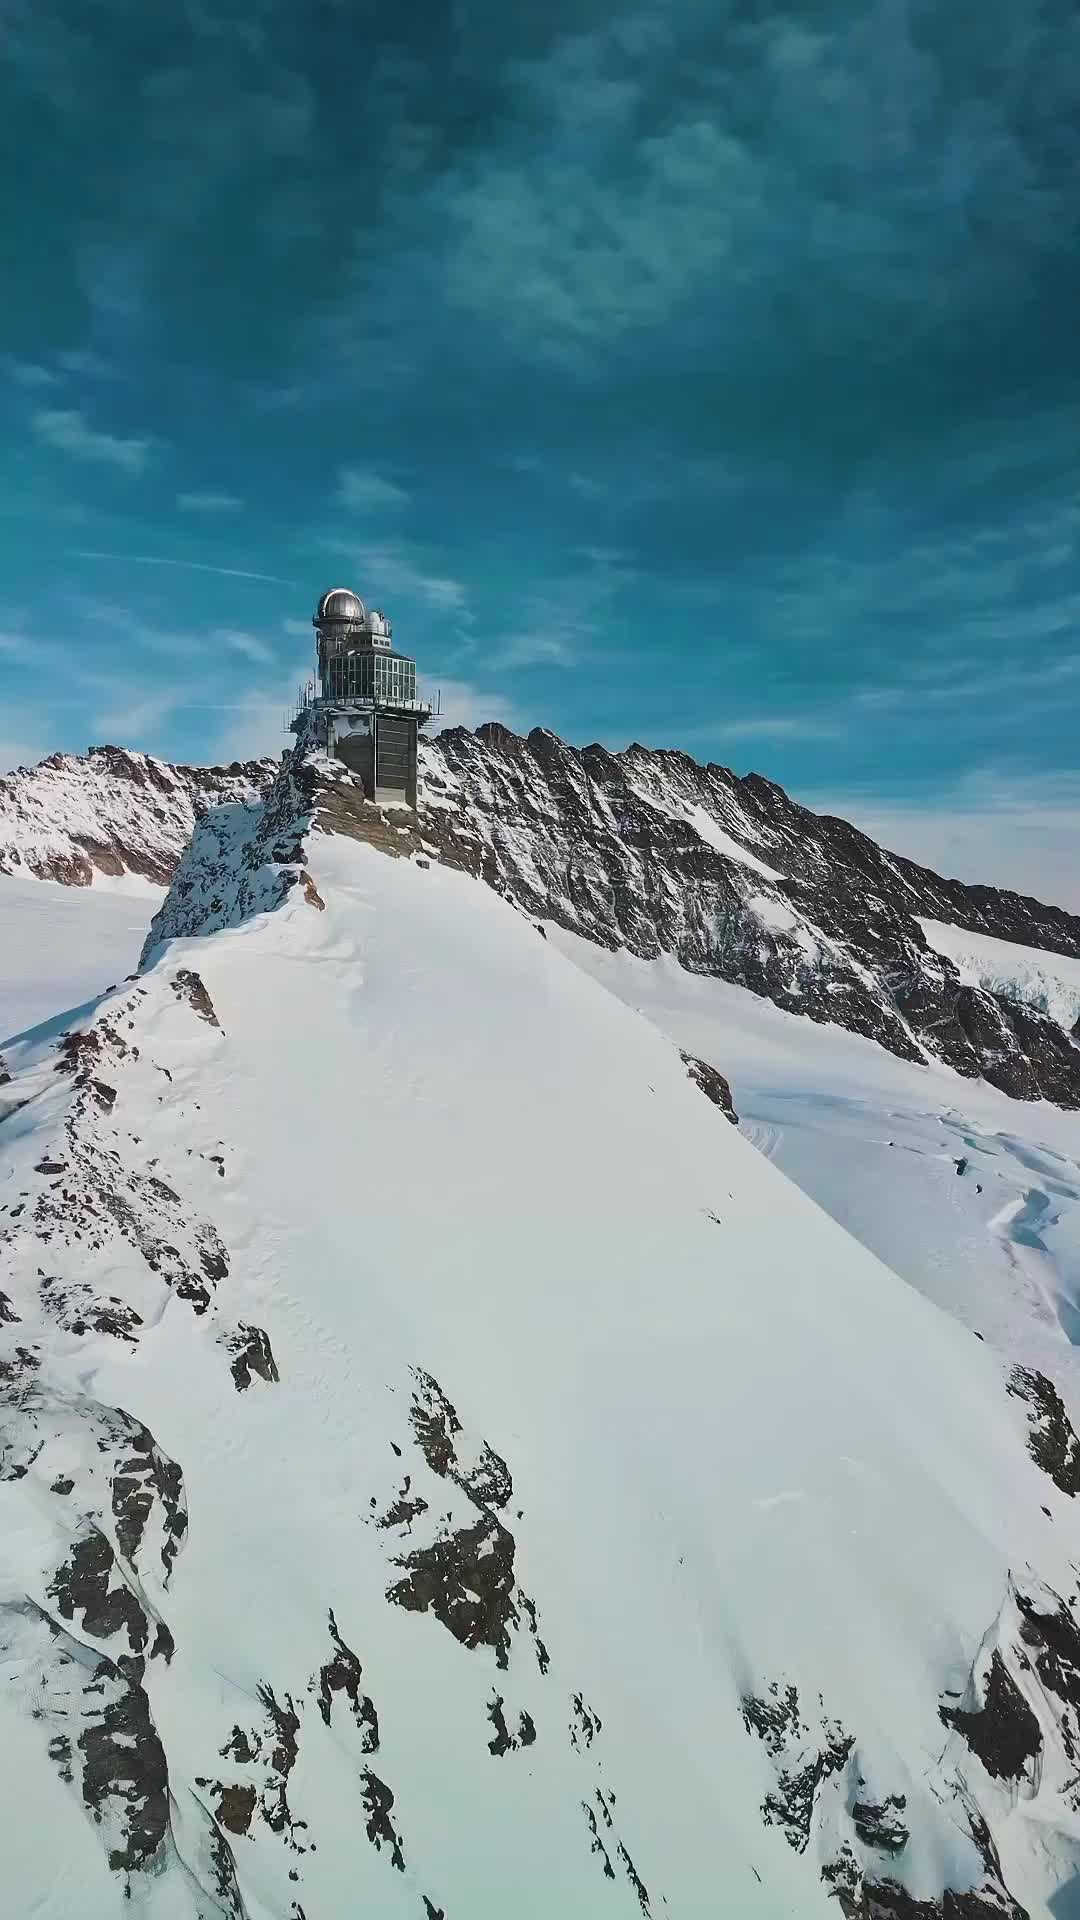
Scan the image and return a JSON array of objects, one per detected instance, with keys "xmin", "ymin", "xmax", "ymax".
[
  {"xmin": 742, "ymin": 1677, "xmax": 1028, "ymax": 1916},
  {"xmin": 0, "ymin": 973, "xmax": 276, "ymax": 1392}
]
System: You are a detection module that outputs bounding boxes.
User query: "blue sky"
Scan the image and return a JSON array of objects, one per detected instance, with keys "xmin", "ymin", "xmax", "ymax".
[{"xmin": 2, "ymin": 0, "xmax": 1079, "ymax": 899}]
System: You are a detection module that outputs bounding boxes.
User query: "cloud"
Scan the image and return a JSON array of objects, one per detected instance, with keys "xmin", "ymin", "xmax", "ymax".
[
  {"xmin": 54, "ymin": 348, "xmax": 120, "ymax": 380},
  {"xmin": 807, "ymin": 770, "xmax": 1080, "ymax": 913},
  {"xmin": 0, "ymin": 630, "xmax": 36, "ymax": 664},
  {"xmin": 33, "ymin": 408, "xmax": 151, "ymax": 472},
  {"xmin": 419, "ymin": 3, "xmax": 1080, "ymax": 385},
  {"xmin": 351, "ymin": 543, "xmax": 468, "ymax": 615},
  {"xmin": 714, "ymin": 714, "xmax": 844, "ymax": 743},
  {"xmin": 750, "ymin": 455, "xmax": 1080, "ymax": 661},
  {"xmin": 209, "ymin": 692, "xmax": 291, "ymax": 762},
  {"xmin": 439, "ymin": 109, "xmax": 765, "ymax": 364},
  {"xmin": 478, "ymin": 545, "xmax": 638, "ymax": 687},
  {"xmin": 0, "ymin": 736, "xmax": 47, "ymax": 776},
  {"xmin": 177, "ymin": 490, "xmax": 243, "ymax": 513},
  {"xmin": 430, "ymin": 679, "xmax": 520, "ymax": 734},
  {"xmin": 74, "ymin": 598, "xmax": 208, "ymax": 660},
  {"xmin": 0, "ymin": 627, "xmax": 79, "ymax": 673},
  {"xmin": 3, "ymin": 358, "xmax": 58, "ymax": 389},
  {"xmin": 485, "ymin": 548, "xmax": 637, "ymax": 674},
  {"xmin": 336, "ymin": 467, "xmax": 410, "ymax": 513},
  {"xmin": 1, "ymin": 4, "xmax": 87, "ymax": 113},
  {"xmin": 574, "ymin": 545, "xmax": 635, "ymax": 570},
  {"xmin": 220, "ymin": 629, "xmax": 276, "ymax": 666},
  {"xmin": 137, "ymin": 50, "xmax": 315, "ymax": 230},
  {"xmin": 73, "ymin": 603, "xmax": 278, "ymax": 671},
  {"xmin": 489, "ymin": 628, "xmax": 580, "ymax": 671},
  {"xmin": 249, "ymin": 381, "xmax": 308, "ymax": 413},
  {"xmin": 207, "ymin": 654, "xmax": 312, "ymax": 762},
  {"xmin": 0, "ymin": 682, "xmax": 49, "ymax": 773},
  {"xmin": 76, "ymin": 238, "xmax": 145, "ymax": 328},
  {"xmin": 91, "ymin": 687, "xmax": 185, "ymax": 745},
  {"xmin": 71, "ymin": 551, "xmax": 294, "ymax": 586}
]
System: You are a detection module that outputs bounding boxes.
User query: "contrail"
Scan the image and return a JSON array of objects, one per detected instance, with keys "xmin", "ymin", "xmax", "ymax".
[{"xmin": 70, "ymin": 550, "xmax": 295, "ymax": 586}]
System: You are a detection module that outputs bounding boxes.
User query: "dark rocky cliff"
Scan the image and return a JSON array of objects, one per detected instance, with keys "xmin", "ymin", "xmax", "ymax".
[{"xmin": 418, "ymin": 725, "xmax": 1080, "ymax": 1108}]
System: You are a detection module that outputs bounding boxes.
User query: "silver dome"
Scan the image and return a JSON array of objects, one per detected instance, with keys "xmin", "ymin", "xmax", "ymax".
[{"xmin": 315, "ymin": 586, "xmax": 366, "ymax": 626}]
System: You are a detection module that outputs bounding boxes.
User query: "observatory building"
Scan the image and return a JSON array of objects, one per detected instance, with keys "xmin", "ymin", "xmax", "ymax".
[{"xmin": 291, "ymin": 588, "xmax": 432, "ymax": 809}]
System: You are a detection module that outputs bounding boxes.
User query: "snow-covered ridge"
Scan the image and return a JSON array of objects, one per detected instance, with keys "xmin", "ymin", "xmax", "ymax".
[
  {"xmin": 7, "ymin": 729, "xmax": 1080, "ymax": 1107},
  {"xmin": 6, "ymin": 743, "xmax": 1080, "ymax": 1914},
  {"xmin": 0, "ymin": 744, "xmax": 275, "ymax": 888}
]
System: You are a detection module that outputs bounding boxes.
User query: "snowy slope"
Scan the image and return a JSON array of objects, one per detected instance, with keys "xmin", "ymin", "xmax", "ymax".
[
  {"xmin": 550, "ymin": 934, "xmax": 1080, "ymax": 1420},
  {"xmin": 4, "ymin": 752, "xmax": 1080, "ymax": 1916},
  {"xmin": 920, "ymin": 918, "xmax": 1080, "ymax": 1038},
  {"xmin": 0, "ymin": 873, "xmax": 161, "ymax": 1039}
]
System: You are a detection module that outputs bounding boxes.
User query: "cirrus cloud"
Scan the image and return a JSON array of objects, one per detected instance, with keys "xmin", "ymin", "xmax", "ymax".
[
  {"xmin": 33, "ymin": 407, "xmax": 152, "ymax": 472},
  {"xmin": 177, "ymin": 489, "xmax": 243, "ymax": 513},
  {"xmin": 336, "ymin": 466, "xmax": 411, "ymax": 513}
]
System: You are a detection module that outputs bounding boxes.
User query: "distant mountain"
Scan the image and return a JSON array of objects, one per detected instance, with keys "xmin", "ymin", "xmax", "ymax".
[
  {"xmin": 4, "ymin": 737, "xmax": 1080, "ymax": 1917},
  {"xmin": 4, "ymin": 728, "xmax": 1080, "ymax": 1106},
  {"xmin": 0, "ymin": 745, "xmax": 276, "ymax": 888},
  {"xmin": 418, "ymin": 725, "xmax": 1080, "ymax": 1106}
]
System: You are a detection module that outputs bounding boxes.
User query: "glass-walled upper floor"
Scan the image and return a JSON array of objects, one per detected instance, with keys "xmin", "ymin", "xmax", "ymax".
[{"xmin": 322, "ymin": 647, "xmax": 417, "ymax": 705}]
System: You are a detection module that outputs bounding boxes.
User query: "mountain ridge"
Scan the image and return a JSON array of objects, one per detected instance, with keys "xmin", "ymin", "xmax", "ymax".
[
  {"xmin": 4, "ymin": 730, "xmax": 1080, "ymax": 1106},
  {"xmin": 0, "ymin": 744, "xmax": 276, "ymax": 889},
  {"xmin": 6, "ymin": 737, "xmax": 1080, "ymax": 1915}
]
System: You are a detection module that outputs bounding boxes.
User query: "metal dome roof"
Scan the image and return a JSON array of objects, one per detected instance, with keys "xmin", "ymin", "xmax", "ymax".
[{"xmin": 315, "ymin": 587, "xmax": 366, "ymax": 625}]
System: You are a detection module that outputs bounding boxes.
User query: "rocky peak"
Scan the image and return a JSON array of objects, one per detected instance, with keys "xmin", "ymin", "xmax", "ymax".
[
  {"xmin": 418, "ymin": 726, "xmax": 1080, "ymax": 1108},
  {"xmin": 141, "ymin": 728, "xmax": 1080, "ymax": 1110},
  {"xmin": 0, "ymin": 744, "xmax": 276, "ymax": 888}
]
